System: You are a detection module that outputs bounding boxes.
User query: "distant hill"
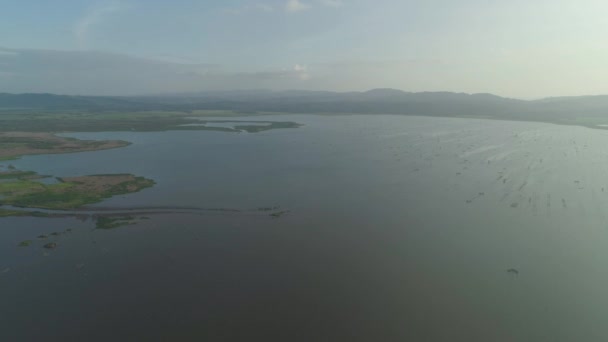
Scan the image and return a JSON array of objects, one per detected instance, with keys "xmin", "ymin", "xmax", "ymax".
[
  {"xmin": 0, "ymin": 93, "xmax": 170, "ymax": 111},
  {"xmin": 3, "ymin": 89, "xmax": 608, "ymax": 127}
]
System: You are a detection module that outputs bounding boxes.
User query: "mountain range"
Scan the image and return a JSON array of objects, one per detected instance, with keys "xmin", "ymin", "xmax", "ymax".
[{"xmin": 2, "ymin": 89, "xmax": 608, "ymax": 127}]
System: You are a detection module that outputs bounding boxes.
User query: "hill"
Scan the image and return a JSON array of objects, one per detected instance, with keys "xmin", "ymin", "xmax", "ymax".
[{"xmin": 3, "ymin": 89, "xmax": 608, "ymax": 128}]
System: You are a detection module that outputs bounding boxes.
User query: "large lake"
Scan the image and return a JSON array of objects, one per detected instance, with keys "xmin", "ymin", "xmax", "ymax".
[{"xmin": 2, "ymin": 114, "xmax": 608, "ymax": 341}]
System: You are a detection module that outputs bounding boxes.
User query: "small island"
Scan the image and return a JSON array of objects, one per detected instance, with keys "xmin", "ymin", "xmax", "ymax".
[{"xmin": 0, "ymin": 172, "xmax": 154, "ymax": 210}]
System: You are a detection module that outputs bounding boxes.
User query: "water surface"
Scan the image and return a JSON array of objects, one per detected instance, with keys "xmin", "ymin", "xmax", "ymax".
[{"xmin": 2, "ymin": 115, "xmax": 608, "ymax": 341}]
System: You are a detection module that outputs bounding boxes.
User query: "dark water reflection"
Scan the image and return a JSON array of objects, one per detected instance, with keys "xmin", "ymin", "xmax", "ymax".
[{"xmin": 2, "ymin": 115, "xmax": 608, "ymax": 341}]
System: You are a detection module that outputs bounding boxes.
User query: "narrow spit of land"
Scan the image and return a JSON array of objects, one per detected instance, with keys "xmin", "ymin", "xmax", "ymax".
[
  {"xmin": 0, "ymin": 110, "xmax": 302, "ymax": 135},
  {"xmin": 0, "ymin": 132, "xmax": 129, "ymax": 160}
]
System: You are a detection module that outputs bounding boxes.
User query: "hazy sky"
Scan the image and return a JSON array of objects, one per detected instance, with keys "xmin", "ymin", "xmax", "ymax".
[{"xmin": 2, "ymin": 0, "xmax": 608, "ymax": 98}]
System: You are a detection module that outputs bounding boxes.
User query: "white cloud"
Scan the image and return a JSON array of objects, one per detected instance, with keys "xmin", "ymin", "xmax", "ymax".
[
  {"xmin": 286, "ymin": 0, "xmax": 310, "ymax": 13},
  {"xmin": 318, "ymin": 0, "xmax": 343, "ymax": 7},
  {"xmin": 293, "ymin": 64, "xmax": 311, "ymax": 80},
  {"xmin": 74, "ymin": 1, "xmax": 129, "ymax": 48}
]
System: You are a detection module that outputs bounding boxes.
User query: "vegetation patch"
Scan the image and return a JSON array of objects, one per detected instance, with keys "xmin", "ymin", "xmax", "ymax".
[
  {"xmin": 257, "ymin": 206, "xmax": 280, "ymax": 212},
  {"xmin": 0, "ymin": 173, "xmax": 155, "ymax": 210},
  {"xmin": 18, "ymin": 240, "xmax": 32, "ymax": 247},
  {"xmin": 0, "ymin": 132, "xmax": 130, "ymax": 159},
  {"xmin": 234, "ymin": 121, "xmax": 302, "ymax": 132},
  {"xmin": 43, "ymin": 242, "xmax": 57, "ymax": 249},
  {"xmin": 0, "ymin": 156, "xmax": 19, "ymax": 161},
  {"xmin": 95, "ymin": 216, "xmax": 137, "ymax": 229},
  {"xmin": 270, "ymin": 210, "xmax": 290, "ymax": 218},
  {"xmin": 0, "ymin": 208, "xmax": 27, "ymax": 217},
  {"xmin": 0, "ymin": 170, "xmax": 40, "ymax": 180}
]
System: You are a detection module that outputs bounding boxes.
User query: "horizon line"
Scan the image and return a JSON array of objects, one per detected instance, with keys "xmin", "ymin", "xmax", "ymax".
[{"xmin": 4, "ymin": 89, "xmax": 608, "ymax": 102}]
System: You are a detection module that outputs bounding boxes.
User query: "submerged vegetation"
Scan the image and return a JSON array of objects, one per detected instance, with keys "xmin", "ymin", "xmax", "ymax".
[
  {"xmin": 18, "ymin": 240, "xmax": 32, "ymax": 247},
  {"xmin": 270, "ymin": 210, "xmax": 290, "ymax": 218},
  {"xmin": 95, "ymin": 216, "xmax": 137, "ymax": 229},
  {"xmin": 43, "ymin": 242, "xmax": 57, "ymax": 249}
]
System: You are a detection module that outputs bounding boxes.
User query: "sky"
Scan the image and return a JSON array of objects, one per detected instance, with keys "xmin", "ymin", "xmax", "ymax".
[{"xmin": 1, "ymin": 0, "xmax": 608, "ymax": 98}]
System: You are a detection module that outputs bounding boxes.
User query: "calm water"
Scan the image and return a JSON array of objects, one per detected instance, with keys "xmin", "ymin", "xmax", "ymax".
[{"xmin": 2, "ymin": 115, "xmax": 608, "ymax": 341}]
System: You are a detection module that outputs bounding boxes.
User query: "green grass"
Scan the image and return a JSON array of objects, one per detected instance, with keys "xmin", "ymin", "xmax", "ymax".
[
  {"xmin": 0, "ymin": 171, "xmax": 38, "ymax": 180},
  {"xmin": 0, "ymin": 137, "xmax": 60, "ymax": 149},
  {"xmin": 0, "ymin": 208, "xmax": 51, "ymax": 218},
  {"xmin": 8, "ymin": 189, "xmax": 99, "ymax": 209},
  {"xmin": 0, "ymin": 208, "xmax": 30, "ymax": 217},
  {"xmin": 0, "ymin": 179, "xmax": 46, "ymax": 194}
]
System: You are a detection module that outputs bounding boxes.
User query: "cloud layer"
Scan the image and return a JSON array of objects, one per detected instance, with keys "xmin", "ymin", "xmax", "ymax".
[{"xmin": 0, "ymin": 47, "xmax": 313, "ymax": 95}]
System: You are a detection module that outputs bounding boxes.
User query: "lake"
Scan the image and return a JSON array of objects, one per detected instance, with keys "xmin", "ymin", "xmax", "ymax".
[{"xmin": 2, "ymin": 114, "xmax": 608, "ymax": 341}]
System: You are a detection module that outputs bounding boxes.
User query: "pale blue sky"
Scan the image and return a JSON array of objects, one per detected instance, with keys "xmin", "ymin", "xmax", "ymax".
[{"xmin": 2, "ymin": 0, "xmax": 608, "ymax": 97}]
